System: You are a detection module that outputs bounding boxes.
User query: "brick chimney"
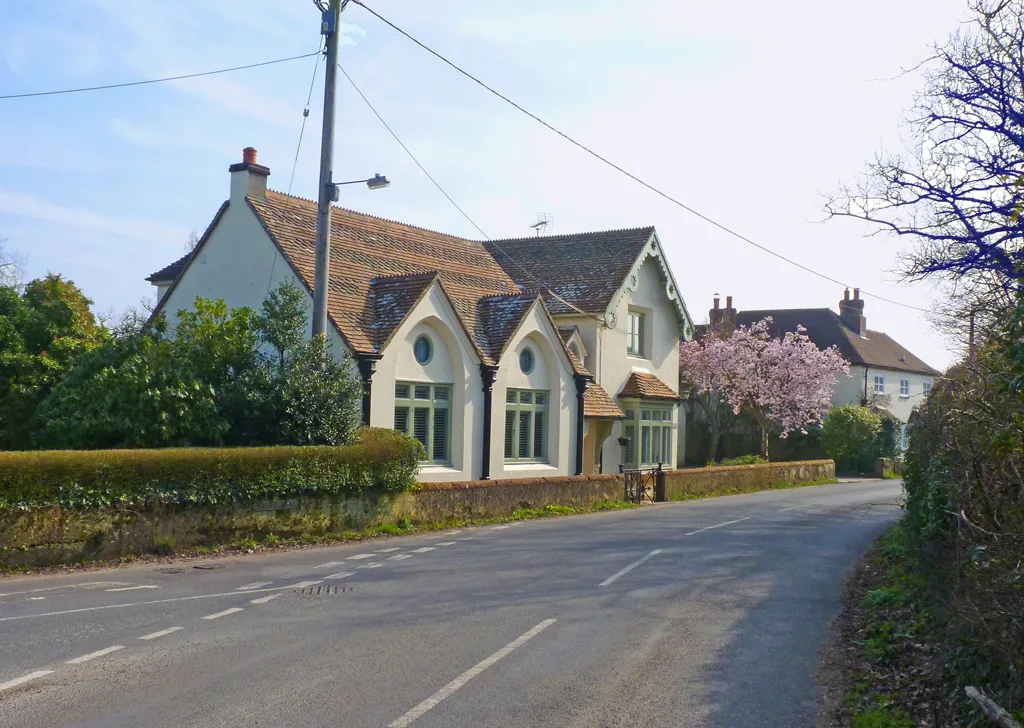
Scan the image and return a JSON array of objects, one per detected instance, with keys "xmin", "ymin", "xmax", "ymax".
[
  {"xmin": 708, "ymin": 294, "xmax": 738, "ymax": 334},
  {"xmin": 229, "ymin": 146, "xmax": 270, "ymax": 202},
  {"xmin": 839, "ymin": 287, "xmax": 866, "ymax": 336}
]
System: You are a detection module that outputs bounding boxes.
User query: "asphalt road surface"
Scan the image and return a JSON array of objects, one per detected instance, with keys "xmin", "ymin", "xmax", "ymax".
[{"xmin": 0, "ymin": 479, "xmax": 901, "ymax": 728}]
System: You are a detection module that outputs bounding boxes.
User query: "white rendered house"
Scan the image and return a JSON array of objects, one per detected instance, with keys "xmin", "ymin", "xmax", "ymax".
[{"xmin": 148, "ymin": 148, "xmax": 697, "ymax": 481}]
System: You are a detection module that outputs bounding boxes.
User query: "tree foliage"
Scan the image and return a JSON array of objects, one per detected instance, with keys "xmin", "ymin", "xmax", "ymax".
[
  {"xmin": 820, "ymin": 404, "xmax": 899, "ymax": 473},
  {"xmin": 826, "ymin": 0, "xmax": 1024, "ymax": 340},
  {"xmin": 679, "ymin": 317, "xmax": 850, "ymax": 459}
]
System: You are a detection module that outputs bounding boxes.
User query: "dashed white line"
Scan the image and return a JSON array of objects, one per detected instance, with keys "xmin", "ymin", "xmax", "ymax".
[
  {"xmin": 202, "ymin": 607, "xmax": 244, "ymax": 620},
  {"xmin": 0, "ymin": 670, "xmax": 53, "ymax": 692},
  {"xmin": 250, "ymin": 594, "xmax": 281, "ymax": 605},
  {"xmin": 0, "ymin": 581, "xmax": 128, "ymax": 598},
  {"xmin": 27, "ymin": 596, "xmax": 46, "ymax": 601},
  {"xmin": 388, "ymin": 619, "xmax": 557, "ymax": 728},
  {"xmin": 684, "ymin": 517, "xmax": 751, "ymax": 536},
  {"xmin": 67, "ymin": 645, "xmax": 124, "ymax": 664},
  {"xmin": 389, "ymin": 554, "xmax": 412, "ymax": 560},
  {"xmin": 106, "ymin": 585, "xmax": 161, "ymax": 592},
  {"xmin": 357, "ymin": 563, "xmax": 382, "ymax": 569},
  {"xmin": 325, "ymin": 572, "xmax": 354, "ymax": 580},
  {"xmin": 138, "ymin": 627, "xmax": 183, "ymax": 641},
  {"xmin": 411, "ymin": 547, "xmax": 436, "ymax": 553},
  {"xmin": 436, "ymin": 542, "xmax": 457, "ymax": 546},
  {"xmin": 376, "ymin": 547, "xmax": 401, "ymax": 553},
  {"xmin": 778, "ymin": 503, "xmax": 817, "ymax": 513},
  {"xmin": 284, "ymin": 580, "xmax": 321, "ymax": 590},
  {"xmin": 599, "ymin": 549, "xmax": 664, "ymax": 587},
  {"xmin": 314, "ymin": 561, "xmax": 345, "ymax": 570},
  {"xmin": 235, "ymin": 582, "xmax": 272, "ymax": 591},
  {"xmin": 347, "ymin": 553, "xmax": 374, "ymax": 560}
]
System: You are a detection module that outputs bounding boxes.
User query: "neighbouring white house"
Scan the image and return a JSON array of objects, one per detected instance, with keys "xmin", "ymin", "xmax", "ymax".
[
  {"xmin": 693, "ymin": 290, "xmax": 941, "ymax": 449},
  {"xmin": 147, "ymin": 148, "xmax": 696, "ymax": 481}
]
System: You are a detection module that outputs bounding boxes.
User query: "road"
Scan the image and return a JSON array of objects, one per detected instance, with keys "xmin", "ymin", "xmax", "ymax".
[{"xmin": 0, "ymin": 479, "xmax": 901, "ymax": 728}]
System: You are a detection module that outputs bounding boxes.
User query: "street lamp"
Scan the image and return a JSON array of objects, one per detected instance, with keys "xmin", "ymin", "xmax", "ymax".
[{"xmin": 328, "ymin": 173, "xmax": 390, "ymax": 200}]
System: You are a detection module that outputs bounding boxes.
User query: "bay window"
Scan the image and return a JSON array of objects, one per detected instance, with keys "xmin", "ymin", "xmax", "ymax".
[{"xmin": 394, "ymin": 382, "xmax": 451, "ymax": 464}]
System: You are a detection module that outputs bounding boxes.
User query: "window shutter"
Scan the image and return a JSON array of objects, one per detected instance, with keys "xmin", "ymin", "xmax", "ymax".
[
  {"xmin": 413, "ymin": 407, "xmax": 429, "ymax": 450},
  {"xmin": 641, "ymin": 426, "xmax": 651, "ymax": 465},
  {"xmin": 624, "ymin": 425, "xmax": 635, "ymax": 465},
  {"xmin": 504, "ymin": 411, "xmax": 515, "ymax": 459},
  {"xmin": 395, "ymin": 383, "xmax": 410, "ymax": 399},
  {"xmin": 394, "ymin": 406, "xmax": 409, "ymax": 434},
  {"xmin": 432, "ymin": 408, "xmax": 448, "ymax": 462},
  {"xmin": 533, "ymin": 411, "xmax": 545, "ymax": 459},
  {"xmin": 518, "ymin": 411, "xmax": 532, "ymax": 459}
]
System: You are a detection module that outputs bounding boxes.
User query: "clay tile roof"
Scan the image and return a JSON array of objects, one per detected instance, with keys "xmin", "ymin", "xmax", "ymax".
[
  {"xmin": 369, "ymin": 272, "xmax": 439, "ymax": 348},
  {"xmin": 247, "ymin": 190, "xmax": 520, "ymax": 361},
  {"xmin": 557, "ymin": 325, "xmax": 579, "ymax": 345},
  {"xmin": 584, "ymin": 382, "xmax": 625, "ymax": 419},
  {"xmin": 482, "ymin": 227, "xmax": 655, "ymax": 315},
  {"xmin": 146, "ymin": 253, "xmax": 190, "ymax": 283},
  {"xmin": 477, "ymin": 293, "xmax": 540, "ymax": 359},
  {"xmin": 618, "ymin": 371, "xmax": 680, "ymax": 401},
  {"xmin": 733, "ymin": 309, "xmax": 940, "ymax": 376},
  {"xmin": 565, "ymin": 345, "xmax": 590, "ymax": 376}
]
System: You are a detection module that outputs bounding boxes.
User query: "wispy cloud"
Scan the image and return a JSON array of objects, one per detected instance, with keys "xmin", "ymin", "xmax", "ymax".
[{"xmin": 0, "ymin": 190, "xmax": 189, "ymax": 246}]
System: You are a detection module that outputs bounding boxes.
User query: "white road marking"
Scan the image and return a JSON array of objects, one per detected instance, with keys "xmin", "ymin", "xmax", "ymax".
[
  {"xmin": 684, "ymin": 517, "xmax": 751, "ymax": 536},
  {"xmin": 491, "ymin": 525, "xmax": 510, "ymax": 530},
  {"xmin": 389, "ymin": 554, "xmax": 412, "ymax": 560},
  {"xmin": 250, "ymin": 594, "xmax": 281, "ymax": 605},
  {"xmin": 778, "ymin": 503, "xmax": 817, "ymax": 512},
  {"xmin": 106, "ymin": 585, "xmax": 161, "ymax": 592},
  {"xmin": 0, "ymin": 583, "xmax": 318, "ymax": 623},
  {"xmin": 436, "ymin": 542, "xmax": 457, "ymax": 546},
  {"xmin": 138, "ymin": 627, "xmax": 183, "ymax": 641},
  {"xmin": 458, "ymin": 537, "xmax": 476, "ymax": 541},
  {"xmin": 388, "ymin": 619, "xmax": 557, "ymax": 728},
  {"xmin": 0, "ymin": 581, "xmax": 128, "ymax": 598},
  {"xmin": 375, "ymin": 547, "xmax": 401, "ymax": 553},
  {"xmin": 325, "ymin": 572, "xmax": 354, "ymax": 580},
  {"xmin": 347, "ymin": 554, "xmax": 374, "ymax": 560},
  {"xmin": 314, "ymin": 562, "xmax": 345, "ymax": 569},
  {"xmin": 27, "ymin": 597, "xmax": 46, "ymax": 601},
  {"xmin": 411, "ymin": 547, "xmax": 436, "ymax": 553},
  {"xmin": 357, "ymin": 563, "xmax": 382, "ymax": 569},
  {"xmin": 66, "ymin": 646, "xmax": 124, "ymax": 664},
  {"xmin": 599, "ymin": 549, "xmax": 664, "ymax": 587},
  {"xmin": 235, "ymin": 582, "xmax": 272, "ymax": 591},
  {"xmin": 0, "ymin": 670, "xmax": 53, "ymax": 692},
  {"xmin": 202, "ymin": 607, "xmax": 243, "ymax": 620}
]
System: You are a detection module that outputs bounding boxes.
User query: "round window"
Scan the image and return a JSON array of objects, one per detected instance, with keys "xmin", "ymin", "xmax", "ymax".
[
  {"xmin": 519, "ymin": 347, "xmax": 535, "ymax": 374},
  {"xmin": 413, "ymin": 335, "xmax": 432, "ymax": 365}
]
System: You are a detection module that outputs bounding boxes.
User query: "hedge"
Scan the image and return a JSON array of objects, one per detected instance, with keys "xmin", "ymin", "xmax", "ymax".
[{"xmin": 0, "ymin": 427, "xmax": 423, "ymax": 510}]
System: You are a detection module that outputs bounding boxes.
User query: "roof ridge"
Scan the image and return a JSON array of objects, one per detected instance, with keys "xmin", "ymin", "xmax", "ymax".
[
  {"xmin": 483, "ymin": 225, "xmax": 655, "ymax": 244},
  {"xmin": 262, "ymin": 189, "xmax": 476, "ymax": 243},
  {"xmin": 370, "ymin": 271, "xmax": 440, "ymax": 284},
  {"xmin": 478, "ymin": 291, "xmax": 542, "ymax": 302}
]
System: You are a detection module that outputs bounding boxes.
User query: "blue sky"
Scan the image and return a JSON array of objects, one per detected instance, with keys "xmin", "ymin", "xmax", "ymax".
[{"xmin": 0, "ymin": 0, "xmax": 972, "ymax": 369}]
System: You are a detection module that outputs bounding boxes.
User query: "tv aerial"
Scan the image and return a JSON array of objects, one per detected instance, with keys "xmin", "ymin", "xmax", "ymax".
[{"xmin": 529, "ymin": 213, "xmax": 554, "ymax": 236}]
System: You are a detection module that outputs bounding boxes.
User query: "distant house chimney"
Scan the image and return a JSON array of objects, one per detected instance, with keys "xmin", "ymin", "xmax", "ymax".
[
  {"xmin": 709, "ymin": 294, "xmax": 737, "ymax": 334},
  {"xmin": 839, "ymin": 286, "xmax": 866, "ymax": 336},
  {"xmin": 229, "ymin": 146, "xmax": 270, "ymax": 202}
]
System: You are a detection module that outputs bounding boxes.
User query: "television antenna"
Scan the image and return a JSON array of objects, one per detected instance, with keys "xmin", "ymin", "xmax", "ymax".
[{"xmin": 529, "ymin": 213, "xmax": 553, "ymax": 236}]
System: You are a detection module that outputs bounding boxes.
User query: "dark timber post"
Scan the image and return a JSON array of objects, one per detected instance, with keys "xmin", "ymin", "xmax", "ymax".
[
  {"xmin": 573, "ymin": 374, "xmax": 589, "ymax": 476},
  {"xmin": 356, "ymin": 354, "xmax": 382, "ymax": 427},
  {"xmin": 480, "ymin": 364, "xmax": 499, "ymax": 480}
]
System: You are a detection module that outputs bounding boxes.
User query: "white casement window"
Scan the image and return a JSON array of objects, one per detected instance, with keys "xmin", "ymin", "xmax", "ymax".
[
  {"xmin": 923, "ymin": 380, "xmax": 932, "ymax": 396},
  {"xmin": 873, "ymin": 375, "xmax": 885, "ymax": 395},
  {"xmin": 504, "ymin": 389, "xmax": 548, "ymax": 462},
  {"xmin": 394, "ymin": 382, "xmax": 451, "ymax": 464},
  {"xmin": 622, "ymin": 406, "xmax": 675, "ymax": 468},
  {"xmin": 900, "ymin": 378, "xmax": 910, "ymax": 397},
  {"xmin": 900, "ymin": 424, "xmax": 909, "ymax": 450},
  {"xmin": 627, "ymin": 310, "xmax": 645, "ymax": 357}
]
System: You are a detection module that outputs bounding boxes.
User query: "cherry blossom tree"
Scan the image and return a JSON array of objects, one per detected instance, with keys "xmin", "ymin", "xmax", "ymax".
[{"xmin": 679, "ymin": 318, "xmax": 851, "ymax": 460}]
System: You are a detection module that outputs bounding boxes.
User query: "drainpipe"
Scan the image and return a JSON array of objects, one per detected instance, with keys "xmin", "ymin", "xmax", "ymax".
[
  {"xmin": 355, "ymin": 354, "xmax": 382, "ymax": 427},
  {"xmin": 479, "ymin": 364, "xmax": 499, "ymax": 480},
  {"xmin": 863, "ymin": 366, "xmax": 869, "ymax": 406},
  {"xmin": 574, "ymin": 374, "xmax": 590, "ymax": 476}
]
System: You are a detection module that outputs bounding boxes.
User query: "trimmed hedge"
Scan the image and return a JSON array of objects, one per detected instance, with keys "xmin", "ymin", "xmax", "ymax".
[{"xmin": 0, "ymin": 427, "xmax": 423, "ymax": 510}]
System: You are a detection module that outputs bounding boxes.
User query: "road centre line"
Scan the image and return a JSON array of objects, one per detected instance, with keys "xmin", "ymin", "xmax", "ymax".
[
  {"xmin": 203, "ymin": 607, "xmax": 243, "ymax": 620},
  {"xmin": 778, "ymin": 503, "xmax": 817, "ymax": 512},
  {"xmin": 599, "ymin": 549, "xmax": 664, "ymax": 587},
  {"xmin": 325, "ymin": 572, "xmax": 354, "ymax": 580},
  {"xmin": 411, "ymin": 547, "xmax": 435, "ymax": 553},
  {"xmin": 357, "ymin": 563, "xmax": 381, "ymax": 569},
  {"xmin": 0, "ymin": 582, "xmax": 321, "ymax": 623},
  {"xmin": 389, "ymin": 554, "xmax": 412, "ymax": 560},
  {"xmin": 106, "ymin": 585, "xmax": 161, "ymax": 592},
  {"xmin": 376, "ymin": 547, "xmax": 401, "ymax": 553},
  {"xmin": 67, "ymin": 645, "xmax": 124, "ymax": 664},
  {"xmin": 436, "ymin": 542, "xmax": 457, "ymax": 546},
  {"xmin": 684, "ymin": 517, "xmax": 751, "ymax": 536},
  {"xmin": 0, "ymin": 670, "xmax": 54, "ymax": 692},
  {"xmin": 139, "ymin": 627, "xmax": 183, "ymax": 640},
  {"xmin": 388, "ymin": 619, "xmax": 557, "ymax": 728},
  {"xmin": 315, "ymin": 562, "xmax": 345, "ymax": 569},
  {"xmin": 0, "ymin": 581, "xmax": 129, "ymax": 598},
  {"xmin": 235, "ymin": 582, "xmax": 272, "ymax": 590},
  {"xmin": 250, "ymin": 594, "xmax": 280, "ymax": 604},
  {"xmin": 347, "ymin": 554, "xmax": 374, "ymax": 560}
]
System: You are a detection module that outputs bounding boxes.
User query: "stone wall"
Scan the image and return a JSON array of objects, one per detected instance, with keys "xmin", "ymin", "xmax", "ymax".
[{"xmin": 663, "ymin": 459, "xmax": 835, "ymax": 500}]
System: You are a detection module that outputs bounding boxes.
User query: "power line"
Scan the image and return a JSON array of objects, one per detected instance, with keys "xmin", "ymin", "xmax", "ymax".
[
  {"xmin": 0, "ymin": 52, "xmax": 322, "ymax": 100},
  {"xmin": 338, "ymin": 63, "xmax": 602, "ymax": 321},
  {"xmin": 349, "ymin": 0, "xmax": 929, "ymax": 314}
]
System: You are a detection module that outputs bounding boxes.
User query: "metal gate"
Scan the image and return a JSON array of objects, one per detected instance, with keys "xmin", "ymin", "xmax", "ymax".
[{"xmin": 623, "ymin": 466, "xmax": 661, "ymax": 504}]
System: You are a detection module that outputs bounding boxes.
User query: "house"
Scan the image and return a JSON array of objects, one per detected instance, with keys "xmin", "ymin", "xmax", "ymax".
[
  {"xmin": 693, "ymin": 290, "xmax": 940, "ymax": 448},
  {"xmin": 147, "ymin": 147, "xmax": 695, "ymax": 481}
]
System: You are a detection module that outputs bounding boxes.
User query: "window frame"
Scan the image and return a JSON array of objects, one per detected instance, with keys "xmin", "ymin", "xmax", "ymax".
[
  {"xmin": 923, "ymin": 380, "xmax": 932, "ymax": 396},
  {"xmin": 394, "ymin": 381, "xmax": 452, "ymax": 465},
  {"xmin": 504, "ymin": 388, "xmax": 549, "ymax": 463},
  {"xmin": 899, "ymin": 378, "xmax": 910, "ymax": 397},
  {"xmin": 873, "ymin": 375, "xmax": 885, "ymax": 395},
  {"xmin": 621, "ymin": 403, "xmax": 676, "ymax": 469},
  {"xmin": 626, "ymin": 310, "xmax": 645, "ymax": 357}
]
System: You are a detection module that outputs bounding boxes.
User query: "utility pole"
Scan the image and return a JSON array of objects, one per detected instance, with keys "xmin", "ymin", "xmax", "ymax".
[{"xmin": 311, "ymin": 0, "xmax": 342, "ymax": 337}]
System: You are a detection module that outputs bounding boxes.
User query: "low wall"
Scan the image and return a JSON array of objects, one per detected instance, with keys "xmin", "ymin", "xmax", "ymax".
[
  {"xmin": 394, "ymin": 474, "xmax": 623, "ymax": 522},
  {"xmin": 663, "ymin": 459, "xmax": 835, "ymax": 500}
]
